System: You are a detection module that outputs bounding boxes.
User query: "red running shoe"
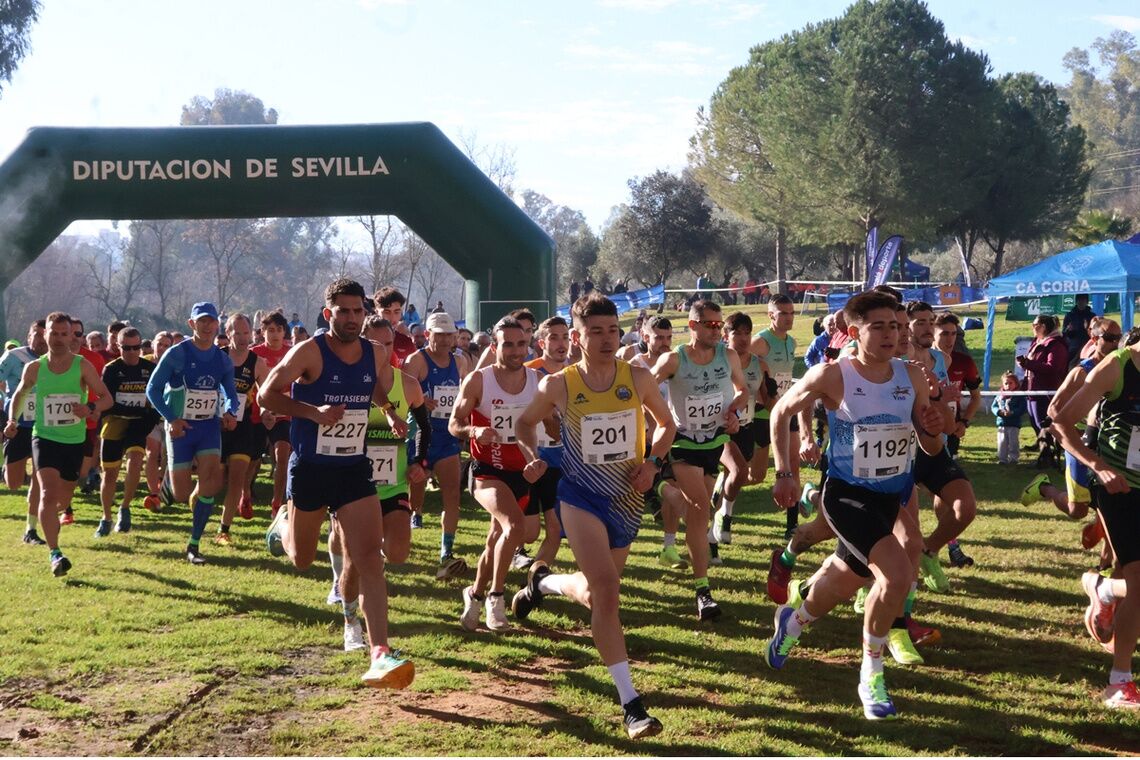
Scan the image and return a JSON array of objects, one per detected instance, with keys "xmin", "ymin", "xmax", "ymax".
[
  {"xmin": 1082, "ymin": 571, "xmax": 1116, "ymax": 646},
  {"xmin": 1081, "ymin": 519, "xmax": 1104, "ymax": 550},
  {"xmin": 906, "ymin": 616, "xmax": 942, "ymax": 647},
  {"xmin": 143, "ymin": 493, "xmax": 161, "ymax": 513},
  {"xmin": 238, "ymin": 493, "xmax": 254, "ymax": 521},
  {"xmin": 60, "ymin": 509, "xmax": 75, "ymax": 526},
  {"xmin": 766, "ymin": 549, "xmax": 792, "ymax": 605}
]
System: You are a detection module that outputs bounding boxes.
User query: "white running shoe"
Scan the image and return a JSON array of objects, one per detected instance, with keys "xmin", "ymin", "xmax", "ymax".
[
  {"xmin": 486, "ymin": 593, "xmax": 510, "ymax": 631},
  {"xmin": 460, "ymin": 585, "xmax": 482, "ymax": 631},
  {"xmin": 344, "ymin": 618, "xmax": 367, "ymax": 652}
]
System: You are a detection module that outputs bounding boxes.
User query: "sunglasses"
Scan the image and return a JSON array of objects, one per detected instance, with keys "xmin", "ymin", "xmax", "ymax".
[
  {"xmin": 693, "ymin": 320, "xmax": 724, "ymax": 330},
  {"xmin": 1101, "ymin": 333, "xmax": 1123, "ymax": 342},
  {"xmin": 120, "ymin": 344, "xmax": 143, "ymax": 351}
]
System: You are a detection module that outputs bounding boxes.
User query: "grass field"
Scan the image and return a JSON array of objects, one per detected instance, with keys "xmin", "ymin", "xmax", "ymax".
[{"xmin": 1, "ymin": 302, "xmax": 1138, "ymax": 756}]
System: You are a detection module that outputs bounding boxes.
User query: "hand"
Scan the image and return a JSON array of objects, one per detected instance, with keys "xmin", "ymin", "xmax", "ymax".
[
  {"xmin": 473, "ymin": 426, "xmax": 498, "ymax": 445},
  {"xmin": 630, "ymin": 461, "xmax": 657, "ymax": 493},
  {"xmin": 384, "ymin": 407, "xmax": 408, "ymax": 438},
  {"xmin": 799, "ymin": 437, "xmax": 820, "ymax": 466},
  {"xmin": 423, "ymin": 396, "xmax": 439, "ymax": 412},
  {"xmin": 312, "ymin": 404, "xmax": 345, "ymax": 426},
  {"xmin": 954, "ymin": 422, "xmax": 966, "ymax": 438},
  {"xmin": 221, "ymin": 413, "xmax": 237, "ymax": 431},
  {"xmin": 168, "ymin": 418, "xmax": 190, "ymax": 438},
  {"xmin": 1093, "ymin": 463, "xmax": 1131, "ymax": 495},
  {"xmin": 3, "ymin": 420, "xmax": 16, "ymax": 439},
  {"xmin": 918, "ymin": 403, "xmax": 943, "ymax": 436},
  {"xmin": 772, "ymin": 476, "xmax": 800, "ymax": 510},
  {"xmin": 72, "ymin": 402, "xmax": 91, "ymax": 421},
  {"xmin": 261, "ymin": 410, "xmax": 277, "ymax": 429},
  {"xmin": 723, "ymin": 410, "xmax": 740, "ymax": 435},
  {"xmin": 406, "ymin": 463, "xmax": 428, "ymax": 485},
  {"xmin": 1015, "ymin": 355, "xmax": 1027, "ymax": 367},
  {"xmin": 522, "ymin": 458, "xmax": 548, "ymax": 484}
]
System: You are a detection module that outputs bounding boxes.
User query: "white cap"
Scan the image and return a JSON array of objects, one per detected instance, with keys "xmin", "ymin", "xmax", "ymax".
[{"xmin": 425, "ymin": 312, "xmax": 457, "ymax": 333}]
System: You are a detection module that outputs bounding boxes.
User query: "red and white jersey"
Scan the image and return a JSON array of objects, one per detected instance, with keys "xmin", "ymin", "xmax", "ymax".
[{"xmin": 470, "ymin": 365, "xmax": 539, "ymax": 471}]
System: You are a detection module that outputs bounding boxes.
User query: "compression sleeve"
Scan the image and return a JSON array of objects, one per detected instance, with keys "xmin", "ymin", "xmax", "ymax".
[
  {"xmin": 219, "ymin": 353, "xmax": 240, "ymax": 417},
  {"xmin": 146, "ymin": 344, "xmax": 182, "ymax": 422},
  {"xmin": 409, "ymin": 402, "xmax": 432, "ymax": 466}
]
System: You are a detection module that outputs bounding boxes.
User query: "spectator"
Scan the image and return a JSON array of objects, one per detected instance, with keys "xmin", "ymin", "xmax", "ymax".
[
  {"xmin": 1016, "ymin": 314, "xmax": 1069, "ymax": 465},
  {"xmin": 569, "ymin": 280, "xmax": 580, "ymax": 304},
  {"xmin": 583, "ymin": 279, "xmax": 595, "ymax": 296},
  {"xmin": 743, "ymin": 277, "xmax": 759, "ymax": 305},
  {"xmin": 431, "ymin": 300, "xmax": 445, "ymax": 314},
  {"xmin": 1079, "ymin": 316, "xmax": 1103, "ymax": 360},
  {"xmin": 825, "ymin": 310, "xmax": 850, "ymax": 360},
  {"xmin": 288, "ymin": 312, "xmax": 305, "ymax": 332},
  {"xmin": 759, "ymin": 284, "xmax": 771, "ymax": 303},
  {"xmin": 992, "ymin": 371, "xmax": 1028, "ymax": 464},
  {"xmin": 725, "ymin": 278, "xmax": 740, "ymax": 305},
  {"xmin": 411, "ymin": 323, "xmax": 426, "ymax": 349},
  {"xmin": 695, "ymin": 271, "xmax": 711, "ymax": 301},
  {"xmin": 613, "ymin": 278, "xmax": 628, "ymax": 294},
  {"xmin": 291, "ymin": 325, "xmax": 309, "ymax": 344},
  {"xmin": 1062, "ymin": 294, "xmax": 1096, "ymax": 365},
  {"xmin": 804, "ymin": 313, "xmax": 837, "ymax": 368},
  {"xmin": 404, "ymin": 303, "xmax": 422, "ymax": 327}
]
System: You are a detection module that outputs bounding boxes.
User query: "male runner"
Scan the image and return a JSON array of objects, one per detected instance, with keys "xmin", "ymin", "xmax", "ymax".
[
  {"xmin": 652, "ymin": 300, "xmax": 747, "ymax": 619},
  {"xmin": 252, "ymin": 311, "xmax": 292, "ymax": 518},
  {"xmin": 1052, "ymin": 330, "xmax": 1140, "ymax": 709},
  {"xmin": 765, "ymin": 290, "xmax": 944, "ymax": 720},
  {"xmin": 97, "ymin": 327, "xmax": 159, "ymax": 536},
  {"xmin": 375, "ymin": 287, "xmax": 417, "ymax": 364},
  {"xmin": 449, "ymin": 316, "xmax": 541, "ymax": 631},
  {"xmin": 143, "ymin": 330, "xmax": 174, "ymax": 511},
  {"xmin": 512, "ymin": 292, "xmax": 675, "ymax": 739},
  {"xmin": 0, "ymin": 320, "xmax": 47, "ymax": 544},
  {"xmin": 145, "ymin": 302, "xmax": 240, "ymax": 565},
  {"xmin": 71, "ymin": 318, "xmax": 107, "ymax": 504},
  {"xmin": 215, "ymin": 314, "xmax": 269, "ymax": 544},
  {"xmin": 261, "ymin": 278, "xmax": 413, "ymax": 688},
  {"xmin": 403, "ymin": 311, "xmax": 471, "ymax": 578},
  {"xmin": 473, "ymin": 309, "xmax": 537, "ymax": 370},
  {"xmin": 5, "ymin": 311, "xmax": 112, "ymax": 576}
]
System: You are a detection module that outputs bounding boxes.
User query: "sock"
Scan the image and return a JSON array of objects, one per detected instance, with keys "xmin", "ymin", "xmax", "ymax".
[
  {"xmin": 190, "ymin": 495, "xmax": 215, "ymax": 543},
  {"xmin": 370, "ymin": 644, "xmax": 390, "ymax": 662},
  {"xmin": 787, "ymin": 604, "xmax": 818, "ymax": 637},
  {"xmin": 861, "ymin": 630, "xmax": 888, "ymax": 681},
  {"xmin": 1109, "ymin": 669, "xmax": 1133, "ymax": 686},
  {"xmin": 329, "ymin": 549, "xmax": 343, "ymax": 587},
  {"xmin": 720, "ymin": 497, "xmax": 735, "ymax": 517},
  {"xmin": 786, "ymin": 507, "xmax": 798, "ymax": 531},
  {"xmin": 948, "ymin": 539, "xmax": 960, "ymax": 550},
  {"xmin": 49, "ymin": 547, "xmax": 62, "ymax": 560},
  {"xmin": 904, "ymin": 585, "xmax": 917, "ymax": 617},
  {"xmin": 655, "ymin": 480, "xmax": 667, "ymax": 499},
  {"xmin": 441, "ymin": 531, "xmax": 455, "ymax": 559},
  {"xmin": 219, "ymin": 523, "xmax": 230, "ymax": 535},
  {"xmin": 779, "ymin": 541, "xmax": 797, "ymax": 568},
  {"xmin": 694, "ymin": 577, "xmax": 710, "ymax": 592},
  {"xmin": 662, "ymin": 532, "xmax": 676, "ymax": 548},
  {"xmin": 608, "ymin": 661, "xmax": 639, "ymax": 705},
  {"xmin": 26, "ymin": 514, "xmax": 37, "ymax": 532},
  {"xmin": 1099, "ymin": 579, "xmax": 1117, "ymax": 606},
  {"xmin": 343, "ymin": 599, "xmax": 359, "ymax": 623},
  {"xmin": 538, "ymin": 574, "xmax": 566, "ymax": 596},
  {"xmin": 707, "ymin": 521, "xmax": 717, "ymax": 543}
]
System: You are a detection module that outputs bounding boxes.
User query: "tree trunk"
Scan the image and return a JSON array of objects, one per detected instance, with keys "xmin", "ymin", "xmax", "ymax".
[
  {"xmin": 953, "ymin": 229, "xmax": 978, "ymax": 287},
  {"xmin": 774, "ymin": 226, "xmax": 787, "ymax": 295},
  {"xmin": 991, "ymin": 239, "xmax": 1007, "ymax": 279}
]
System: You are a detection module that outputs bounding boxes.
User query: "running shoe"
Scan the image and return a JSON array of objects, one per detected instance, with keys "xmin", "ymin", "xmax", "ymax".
[
  {"xmin": 658, "ymin": 545, "xmax": 688, "ymax": 570},
  {"xmin": 858, "ymin": 672, "xmax": 898, "ymax": 720},
  {"xmin": 905, "ymin": 617, "xmax": 941, "ymax": 647},
  {"xmin": 644, "ymin": 486, "xmax": 663, "ymax": 523},
  {"xmin": 327, "ymin": 581, "xmax": 343, "ymax": 605},
  {"xmin": 60, "ymin": 509, "xmax": 75, "ymax": 526},
  {"xmin": 410, "ymin": 512, "xmax": 423, "ymax": 529},
  {"xmin": 160, "ymin": 479, "xmax": 175, "ymax": 509},
  {"xmin": 765, "ymin": 605, "xmax": 799, "ymax": 669},
  {"xmin": 1020, "ymin": 473, "xmax": 1049, "ymax": 507},
  {"xmin": 344, "ymin": 618, "xmax": 367, "ymax": 652},
  {"xmin": 486, "ymin": 593, "xmax": 510, "ymax": 631},
  {"xmin": 798, "ymin": 482, "xmax": 817, "ymax": 518},
  {"xmin": 766, "ymin": 549, "xmax": 792, "ymax": 605},
  {"xmin": 436, "ymin": 554, "xmax": 468, "ymax": 581},
  {"xmin": 920, "ymin": 551, "xmax": 950, "ymax": 594},
  {"xmin": 460, "ymin": 586, "xmax": 482, "ymax": 631},
  {"xmin": 361, "ymin": 650, "xmax": 415, "ymax": 689},
  {"xmin": 887, "ymin": 628, "xmax": 924, "ymax": 665},
  {"xmin": 186, "ymin": 545, "xmax": 206, "ymax": 565},
  {"xmin": 713, "ymin": 512, "xmax": 733, "ymax": 545},
  {"xmin": 853, "ymin": 585, "xmax": 868, "ymax": 614},
  {"xmin": 711, "ymin": 470, "xmax": 724, "ymax": 507},
  {"xmin": 947, "ymin": 543, "xmax": 974, "ymax": 568},
  {"xmin": 115, "ymin": 507, "xmax": 132, "ymax": 534},
  {"xmin": 22, "ymin": 529, "xmax": 46, "ymax": 545},
  {"xmin": 1081, "ymin": 570, "xmax": 1116, "ymax": 645},
  {"xmin": 511, "ymin": 561, "xmax": 551, "ymax": 621},
  {"xmin": 511, "ymin": 546, "xmax": 533, "ymax": 570},
  {"xmin": 93, "ymin": 519, "xmax": 111, "ymax": 538},
  {"xmin": 143, "ymin": 493, "xmax": 161, "ymax": 513},
  {"xmin": 1102, "ymin": 680, "xmax": 1140, "ymax": 710},
  {"xmin": 266, "ymin": 504, "xmax": 288, "ymax": 557},
  {"xmin": 708, "ymin": 542, "xmax": 723, "ymax": 566},
  {"xmin": 1081, "ymin": 519, "xmax": 1105, "ymax": 550},
  {"xmin": 696, "ymin": 587, "xmax": 722, "ymax": 621},
  {"xmin": 622, "ymin": 696, "xmax": 664, "ymax": 740},
  {"xmin": 51, "ymin": 553, "xmax": 72, "ymax": 577},
  {"xmin": 787, "ymin": 579, "xmax": 806, "ymax": 610},
  {"xmin": 238, "ymin": 493, "xmax": 254, "ymax": 521},
  {"xmin": 213, "ymin": 531, "xmax": 233, "ymax": 547}
]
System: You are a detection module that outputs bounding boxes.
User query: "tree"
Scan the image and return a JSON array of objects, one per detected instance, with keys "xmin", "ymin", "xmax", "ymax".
[
  {"xmin": 1066, "ymin": 209, "xmax": 1135, "ymax": 247},
  {"xmin": 0, "ymin": 0, "xmax": 38, "ymax": 98},
  {"xmin": 181, "ymin": 88, "xmax": 279, "ymax": 126},
  {"xmin": 352, "ymin": 215, "xmax": 404, "ymax": 294},
  {"xmin": 520, "ymin": 190, "xmax": 600, "ymax": 295},
  {"xmin": 182, "ymin": 218, "xmax": 264, "ymax": 313},
  {"xmin": 130, "ymin": 219, "xmax": 183, "ymax": 325},
  {"xmin": 85, "ymin": 231, "xmax": 146, "ymax": 322},
  {"xmin": 457, "ymin": 128, "xmax": 517, "ymax": 197}
]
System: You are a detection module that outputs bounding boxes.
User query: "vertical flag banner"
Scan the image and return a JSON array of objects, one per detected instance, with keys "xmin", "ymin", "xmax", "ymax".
[
  {"xmin": 869, "ymin": 235, "xmax": 903, "ymax": 288},
  {"xmin": 864, "ymin": 226, "xmax": 879, "ymax": 289}
]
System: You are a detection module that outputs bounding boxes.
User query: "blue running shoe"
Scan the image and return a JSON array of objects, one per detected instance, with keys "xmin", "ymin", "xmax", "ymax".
[
  {"xmin": 858, "ymin": 672, "xmax": 898, "ymax": 720},
  {"xmin": 115, "ymin": 507, "xmax": 132, "ymax": 533},
  {"xmin": 765, "ymin": 605, "xmax": 800, "ymax": 669},
  {"xmin": 266, "ymin": 504, "xmax": 287, "ymax": 557},
  {"xmin": 93, "ymin": 519, "xmax": 111, "ymax": 538}
]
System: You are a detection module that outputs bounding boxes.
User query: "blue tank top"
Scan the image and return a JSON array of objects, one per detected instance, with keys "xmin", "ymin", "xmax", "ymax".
[
  {"xmin": 826, "ymin": 357, "xmax": 916, "ymax": 496},
  {"xmin": 421, "ymin": 351, "xmax": 461, "ymax": 439},
  {"xmin": 290, "ymin": 336, "xmax": 376, "ymax": 465}
]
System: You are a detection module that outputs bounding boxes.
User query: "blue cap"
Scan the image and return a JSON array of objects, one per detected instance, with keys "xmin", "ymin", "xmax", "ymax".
[{"xmin": 190, "ymin": 302, "xmax": 219, "ymax": 320}]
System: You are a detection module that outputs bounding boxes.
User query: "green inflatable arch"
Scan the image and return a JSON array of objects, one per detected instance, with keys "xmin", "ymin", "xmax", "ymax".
[{"xmin": 0, "ymin": 123, "xmax": 555, "ymax": 336}]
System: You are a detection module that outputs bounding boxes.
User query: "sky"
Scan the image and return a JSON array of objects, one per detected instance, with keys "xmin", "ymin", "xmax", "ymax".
[{"xmin": 2, "ymin": 0, "xmax": 1138, "ymax": 236}]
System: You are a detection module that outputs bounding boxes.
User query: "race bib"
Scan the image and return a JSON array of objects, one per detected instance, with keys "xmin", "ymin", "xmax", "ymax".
[
  {"xmin": 116, "ymin": 391, "xmax": 147, "ymax": 409},
  {"xmin": 21, "ymin": 394, "xmax": 36, "ymax": 423},
  {"xmin": 1127, "ymin": 426, "xmax": 1140, "ymax": 471},
  {"xmin": 581, "ymin": 408, "xmax": 637, "ymax": 464},
  {"xmin": 317, "ymin": 408, "xmax": 368, "ymax": 456},
  {"xmin": 43, "ymin": 394, "xmax": 81, "ymax": 427},
  {"xmin": 684, "ymin": 392, "xmax": 723, "ymax": 433},
  {"xmin": 853, "ymin": 423, "xmax": 912, "ymax": 481},
  {"xmin": 183, "ymin": 388, "xmax": 218, "ymax": 421},
  {"xmin": 774, "ymin": 372, "xmax": 795, "ymax": 397},
  {"xmin": 946, "ymin": 400, "xmax": 959, "ymax": 420},
  {"xmin": 537, "ymin": 416, "xmax": 561, "ymax": 449},
  {"xmin": 738, "ymin": 394, "xmax": 757, "ymax": 423},
  {"xmin": 367, "ymin": 442, "xmax": 400, "ymax": 485},
  {"xmin": 233, "ymin": 393, "xmax": 248, "ymax": 421},
  {"xmin": 490, "ymin": 404, "xmax": 526, "ymax": 444},
  {"xmin": 431, "ymin": 384, "xmax": 459, "ymax": 420}
]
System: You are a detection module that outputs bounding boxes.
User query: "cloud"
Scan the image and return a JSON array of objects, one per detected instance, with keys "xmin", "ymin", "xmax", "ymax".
[
  {"xmin": 564, "ymin": 40, "xmax": 717, "ymax": 77},
  {"xmin": 956, "ymin": 34, "xmax": 1018, "ymax": 50},
  {"xmin": 1093, "ymin": 14, "xmax": 1140, "ymax": 32}
]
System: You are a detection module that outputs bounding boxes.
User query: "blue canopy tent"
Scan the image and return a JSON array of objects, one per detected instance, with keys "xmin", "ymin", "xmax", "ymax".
[{"xmin": 981, "ymin": 240, "xmax": 1140, "ymax": 388}]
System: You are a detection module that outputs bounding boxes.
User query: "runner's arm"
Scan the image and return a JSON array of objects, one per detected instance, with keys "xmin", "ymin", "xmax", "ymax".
[
  {"xmin": 1052, "ymin": 359, "xmax": 1125, "ymax": 489},
  {"xmin": 402, "ymin": 371, "xmax": 431, "ymax": 469},
  {"xmin": 257, "ymin": 342, "xmax": 335, "ymax": 423},
  {"xmin": 1046, "ymin": 366, "xmax": 1084, "ymax": 421},
  {"xmin": 632, "ymin": 364, "xmax": 675, "ymax": 460},
  {"xmin": 219, "ymin": 353, "xmax": 240, "ymax": 417},
  {"xmin": 650, "ymin": 351, "xmax": 678, "ymax": 385},
  {"xmin": 906, "ymin": 364, "xmax": 944, "ymax": 457},
  {"xmin": 447, "ymin": 370, "xmax": 487, "ymax": 442},
  {"xmin": 725, "ymin": 348, "xmax": 747, "ymax": 414},
  {"xmin": 3, "ymin": 362, "xmax": 39, "ymax": 434},
  {"xmin": 517, "ymin": 373, "xmax": 562, "ymax": 465},
  {"xmin": 771, "ymin": 364, "xmax": 832, "ymax": 475},
  {"xmin": 145, "ymin": 345, "xmax": 182, "ymax": 422}
]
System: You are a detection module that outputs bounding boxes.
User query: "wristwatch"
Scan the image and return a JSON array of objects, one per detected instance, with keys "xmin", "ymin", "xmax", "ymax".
[{"xmin": 647, "ymin": 455, "xmax": 663, "ymax": 469}]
